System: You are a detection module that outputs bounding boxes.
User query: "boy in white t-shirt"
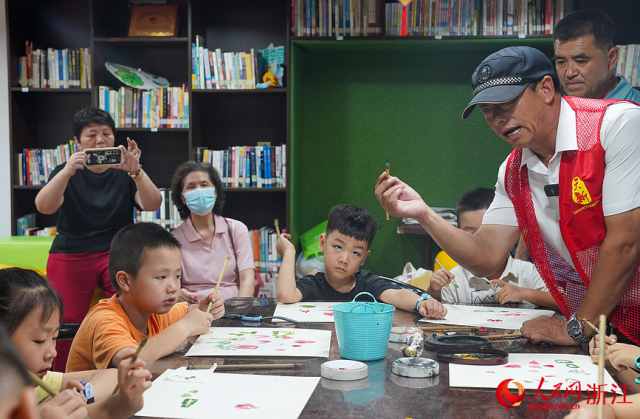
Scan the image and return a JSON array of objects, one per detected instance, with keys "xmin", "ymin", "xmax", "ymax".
[{"xmin": 427, "ymin": 188, "xmax": 559, "ymax": 310}]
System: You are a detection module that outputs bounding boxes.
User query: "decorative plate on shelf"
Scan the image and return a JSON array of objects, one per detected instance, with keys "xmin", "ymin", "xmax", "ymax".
[{"xmin": 105, "ymin": 62, "xmax": 170, "ymax": 90}]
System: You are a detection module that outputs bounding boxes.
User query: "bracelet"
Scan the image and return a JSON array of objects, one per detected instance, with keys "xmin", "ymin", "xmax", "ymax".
[
  {"xmin": 636, "ymin": 356, "xmax": 640, "ymax": 384},
  {"xmin": 128, "ymin": 166, "xmax": 144, "ymax": 182},
  {"xmin": 414, "ymin": 293, "xmax": 435, "ymax": 312}
]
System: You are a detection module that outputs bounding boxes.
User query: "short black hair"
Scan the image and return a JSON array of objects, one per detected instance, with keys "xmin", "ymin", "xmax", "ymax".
[
  {"xmin": 73, "ymin": 107, "xmax": 116, "ymax": 140},
  {"xmin": 170, "ymin": 161, "xmax": 226, "ymax": 219},
  {"xmin": 0, "ymin": 267, "xmax": 64, "ymax": 335},
  {"xmin": 109, "ymin": 222, "xmax": 182, "ymax": 292},
  {"xmin": 456, "ymin": 188, "xmax": 495, "ymax": 219},
  {"xmin": 0, "ymin": 323, "xmax": 31, "ymax": 403},
  {"xmin": 553, "ymin": 9, "xmax": 617, "ymax": 52},
  {"xmin": 326, "ymin": 204, "xmax": 378, "ymax": 248}
]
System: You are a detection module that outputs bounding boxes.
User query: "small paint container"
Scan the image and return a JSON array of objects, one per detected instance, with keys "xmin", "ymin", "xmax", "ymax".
[
  {"xmin": 392, "ymin": 357, "xmax": 439, "ymax": 378},
  {"xmin": 321, "ymin": 360, "xmax": 368, "ymax": 381},
  {"xmin": 389, "ymin": 326, "xmax": 420, "ymax": 343}
]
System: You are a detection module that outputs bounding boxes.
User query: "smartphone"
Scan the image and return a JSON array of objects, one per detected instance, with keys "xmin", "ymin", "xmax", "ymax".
[{"xmin": 84, "ymin": 147, "xmax": 123, "ymax": 166}]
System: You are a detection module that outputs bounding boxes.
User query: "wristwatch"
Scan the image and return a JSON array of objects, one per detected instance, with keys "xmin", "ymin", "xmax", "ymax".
[
  {"xmin": 566, "ymin": 314, "xmax": 590, "ymax": 343},
  {"xmin": 414, "ymin": 293, "xmax": 434, "ymax": 313}
]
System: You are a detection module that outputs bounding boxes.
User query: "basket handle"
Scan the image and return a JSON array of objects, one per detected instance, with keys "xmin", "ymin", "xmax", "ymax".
[
  {"xmin": 347, "ymin": 292, "xmax": 383, "ymax": 313},
  {"xmin": 352, "ymin": 292, "xmax": 377, "ymax": 303}
]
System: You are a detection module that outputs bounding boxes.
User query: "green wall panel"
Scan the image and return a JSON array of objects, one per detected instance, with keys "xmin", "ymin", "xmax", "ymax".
[{"xmin": 291, "ymin": 38, "xmax": 553, "ymax": 277}]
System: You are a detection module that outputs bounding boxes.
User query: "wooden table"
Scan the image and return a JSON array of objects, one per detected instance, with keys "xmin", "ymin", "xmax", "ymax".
[{"xmin": 145, "ymin": 298, "xmax": 586, "ymax": 419}]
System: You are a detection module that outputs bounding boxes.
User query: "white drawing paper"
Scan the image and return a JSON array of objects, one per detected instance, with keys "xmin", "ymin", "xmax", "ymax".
[
  {"xmin": 186, "ymin": 327, "xmax": 331, "ymax": 358},
  {"xmin": 164, "ymin": 366, "xmax": 217, "ymax": 383},
  {"xmin": 449, "ymin": 354, "xmax": 621, "ymax": 394},
  {"xmin": 419, "ymin": 304, "xmax": 555, "ymax": 329},
  {"xmin": 272, "ymin": 301, "xmax": 336, "ymax": 323},
  {"xmin": 135, "ymin": 370, "xmax": 320, "ymax": 419}
]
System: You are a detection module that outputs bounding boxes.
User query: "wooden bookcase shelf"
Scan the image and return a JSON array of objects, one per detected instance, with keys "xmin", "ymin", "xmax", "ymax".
[{"xmin": 7, "ymin": 0, "xmax": 290, "ymax": 234}]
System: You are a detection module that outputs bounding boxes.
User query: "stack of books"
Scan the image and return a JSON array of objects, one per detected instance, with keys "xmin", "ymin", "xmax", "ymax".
[
  {"xmin": 291, "ymin": 0, "xmax": 384, "ymax": 37},
  {"xmin": 18, "ymin": 41, "xmax": 91, "ymax": 89},
  {"xmin": 16, "ymin": 213, "xmax": 57, "ymax": 236},
  {"xmin": 196, "ymin": 145, "xmax": 286, "ymax": 188},
  {"xmin": 134, "ymin": 189, "xmax": 182, "ymax": 230},
  {"xmin": 249, "ymin": 227, "xmax": 283, "ymax": 273},
  {"xmin": 98, "ymin": 86, "xmax": 189, "ymax": 129},
  {"xmin": 17, "ymin": 141, "xmax": 77, "ymax": 186},
  {"xmin": 615, "ymin": 44, "xmax": 640, "ymax": 87}
]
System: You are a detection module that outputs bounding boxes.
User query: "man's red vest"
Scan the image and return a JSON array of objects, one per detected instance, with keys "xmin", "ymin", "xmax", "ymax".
[{"xmin": 505, "ymin": 96, "xmax": 640, "ymax": 344}]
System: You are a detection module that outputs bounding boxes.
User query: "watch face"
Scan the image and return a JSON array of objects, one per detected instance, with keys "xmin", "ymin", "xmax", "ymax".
[{"xmin": 567, "ymin": 318, "xmax": 582, "ymax": 337}]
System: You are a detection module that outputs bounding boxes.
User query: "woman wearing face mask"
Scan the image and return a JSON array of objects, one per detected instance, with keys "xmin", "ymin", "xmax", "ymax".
[{"xmin": 170, "ymin": 161, "xmax": 256, "ymax": 302}]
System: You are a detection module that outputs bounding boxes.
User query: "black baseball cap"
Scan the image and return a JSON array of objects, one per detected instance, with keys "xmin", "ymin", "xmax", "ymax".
[{"xmin": 461, "ymin": 46, "xmax": 558, "ymax": 119}]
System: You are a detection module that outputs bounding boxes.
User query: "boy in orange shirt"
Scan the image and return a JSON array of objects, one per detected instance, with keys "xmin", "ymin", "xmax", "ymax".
[{"xmin": 67, "ymin": 222, "xmax": 225, "ymax": 372}]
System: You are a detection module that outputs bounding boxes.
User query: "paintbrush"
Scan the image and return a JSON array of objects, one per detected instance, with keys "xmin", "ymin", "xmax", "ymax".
[
  {"xmin": 435, "ymin": 258, "xmax": 458, "ymax": 288},
  {"xmin": 112, "ymin": 337, "xmax": 148, "ymax": 394},
  {"xmin": 190, "ymin": 363, "xmax": 306, "ymax": 370},
  {"xmin": 207, "ymin": 255, "xmax": 231, "ymax": 313},
  {"xmin": 274, "ymin": 218, "xmax": 280, "ymax": 236},
  {"xmin": 415, "ymin": 326, "xmax": 480, "ymax": 331},
  {"xmin": 29, "ymin": 370, "xmax": 59, "ymax": 397},
  {"xmin": 385, "ymin": 160, "xmax": 390, "ymax": 221},
  {"xmin": 583, "ymin": 318, "xmax": 640, "ymax": 375},
  {"xmin": 598, "ymin": 315, "xmax": 606, "ymax": 419},
  {"xmin": 30, "ymin": 371, "xmax": 90, "ymax": 419},
  {"xmin": 484, "ymin": 333, "xmax": 523, "ymax": 340}
]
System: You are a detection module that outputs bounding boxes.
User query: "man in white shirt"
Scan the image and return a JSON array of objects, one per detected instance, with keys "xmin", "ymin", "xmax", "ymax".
[{"xmin": 376, "ymin": 46, "xmax": 640, "ymax": 346}]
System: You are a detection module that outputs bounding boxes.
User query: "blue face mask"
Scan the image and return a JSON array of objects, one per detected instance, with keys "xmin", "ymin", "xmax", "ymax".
[{"xmin": 183, "ymin": 187, "xmax": 217, "ymax": 216}]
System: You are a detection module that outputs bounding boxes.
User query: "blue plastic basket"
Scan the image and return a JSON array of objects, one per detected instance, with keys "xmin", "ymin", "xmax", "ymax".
[{"xmin": 333, "ymin": 292, "xmax": 395, "ymax": 361}]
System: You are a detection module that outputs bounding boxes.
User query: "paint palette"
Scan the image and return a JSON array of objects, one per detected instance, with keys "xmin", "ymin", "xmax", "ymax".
[
  {"xmin": 435, "ymin": 349, "xmax": 509, "ymax": 365},
  {"xmin": 424, "ymin": 335, "xmax": 492, "ymax": 351}
]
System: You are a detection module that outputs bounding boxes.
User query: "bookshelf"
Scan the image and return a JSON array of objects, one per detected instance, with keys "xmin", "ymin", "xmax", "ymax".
[{"xmin": 6, "ymin": 0, "xmax": 290, "ymax": 235}]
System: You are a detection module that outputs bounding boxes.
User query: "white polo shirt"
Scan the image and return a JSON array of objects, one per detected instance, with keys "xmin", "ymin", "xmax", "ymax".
[
  {"xmin": 441, "ymin": 256, "xmax": 547, "ymax": 307},
  {"xmin": 483, "ymin": 98, "xmax": 640, "ymax": 267}
]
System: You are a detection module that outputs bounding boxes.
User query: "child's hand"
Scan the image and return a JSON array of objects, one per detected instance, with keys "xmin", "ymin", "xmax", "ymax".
[
  {"xmin": 276, "ymin": 233, "xmax": 295, "ymax": 256},
  {"xmin": 64, "ymin": 379, "xmax": 85, "ymax": 393},
  {"xmin": 39, "ymin": 389, "xmax": 88, "ymax": 419},
  {"xmin": 197, "ymin": 293, "xmax": 225, "ymax": 319},
  {"xmin": 607, "ymin": 342, "xmax": 640, "ymax": 372},
  {"xmin": 180, "ymin": 304, "xmax": 215, "ymax": 336},
  {"xmin": 419, "ymin": 299, "xmax": 447, "ymax": 319},
  {"xmin": 113, "ymin": 354, "xmax": 152, "ymax": 415},
  {"xmin": 428, "ymin": 269, "xmax": 454, "ymax": 292},
  {"xmin": 178, "ymin": 288, "xmax": 199, "ymax": 304},
  {"xmin": 491, "ymin": 280, "xmax": 528, "ymax": 304},
  {"xmin": 588, "ymin": 333, "xmax": 617, "ymax": 364}
]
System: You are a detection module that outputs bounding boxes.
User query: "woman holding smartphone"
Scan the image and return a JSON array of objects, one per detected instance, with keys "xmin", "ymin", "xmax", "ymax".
[
  {"xmin": 35, "ymin": 107, "xmax": 162, "ymax": 372},
  {"xmin": 170, "ymin": 161, "xmax": 256, "ymax": 303}
]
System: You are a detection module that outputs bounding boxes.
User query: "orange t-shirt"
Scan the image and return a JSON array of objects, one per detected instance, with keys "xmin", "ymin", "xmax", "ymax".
[{"xmin": 66, "ymin": 294, "xmax": 188, "ymax": 372}]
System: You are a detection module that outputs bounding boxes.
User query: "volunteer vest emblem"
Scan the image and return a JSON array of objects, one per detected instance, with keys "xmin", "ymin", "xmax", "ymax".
[{"xmin": 572, "ymin": 177, "xmax": 592, "ymax": 205}]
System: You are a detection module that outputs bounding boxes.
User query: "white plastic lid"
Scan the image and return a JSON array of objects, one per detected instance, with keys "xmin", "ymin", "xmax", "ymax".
[{"xmin": 321, "ymin": 360, "xmax": 368, "ymax": 381}]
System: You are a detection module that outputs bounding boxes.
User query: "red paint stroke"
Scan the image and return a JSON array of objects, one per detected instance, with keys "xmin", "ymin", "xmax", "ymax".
[
  {"xmin": 543, "ymin": 365, "xmax": 555, "ymax": 368},
  {"xmin": 504, "ymin": 365, "xmax": 522, "ymax": 368},
  {"xmin": 529, "ymin": 361, "xmax": 540, "ymax": 365},
  {"xmin": 281, "ymin": 336, "xmax": 292, "ymax": 339},
  {"xmin": 276, "ymin": 348, "xmax": 286, "ymax": 351},
  {"xmin": 299, "ymin": 310, "xmax": 310, "ymax": 313},
  {"xmin": 487, "ymin": 319, "xmax": 503, "ymax": 323},
  {"xmin": 502, "ymin": 313, "xmax": 527, "ymax": 317},
  {"xmin": 235, "ymin": 404, "xmax": 258, "ymax": 410},
  {"xmin": 485, "ymin": 371, "xmax": 497, "ymax": 373},
  {"xmin": 233, "ymin": 345, "xmax": 258, "ymax": 350},
  {"xmin": 292, "ymin": 345, "xmax": 301, "ymax": 347},
  {"xmin": 254, "ymin": 335, "xmax": 270, "ymax": 338},
  {"xmin": 257, "ymin": 340, "xmax": 271, "ymax": 344},
  {"xmin": 294, "ymin": 340, "xmax": 316, "ymax": 344},
  {"xmin": 545, "ymin": 375, "xmax": 557, "ymax": 378},
  {"xmin": 323, "ymin": 312, "xmax": 334, "ymax": 317}
]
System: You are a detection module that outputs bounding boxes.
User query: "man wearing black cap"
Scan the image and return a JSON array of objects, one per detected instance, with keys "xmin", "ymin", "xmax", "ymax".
[{"xmin": 375, "ymin": 46, "xmax": 640, "ymax": 346}]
